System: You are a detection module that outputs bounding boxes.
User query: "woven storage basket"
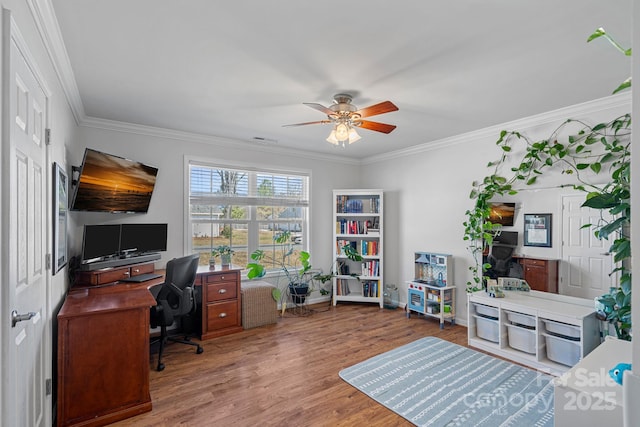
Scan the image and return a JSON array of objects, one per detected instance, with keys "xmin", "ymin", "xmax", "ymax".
[{"xmin": 241, "ymin": 281, "xmax": 277, "ymax": 329}]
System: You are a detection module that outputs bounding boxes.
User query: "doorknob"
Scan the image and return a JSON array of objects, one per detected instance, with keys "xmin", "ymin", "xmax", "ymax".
[{"xmin": 11, "ymin": 310, "xmax": 36, "ymax": 328}]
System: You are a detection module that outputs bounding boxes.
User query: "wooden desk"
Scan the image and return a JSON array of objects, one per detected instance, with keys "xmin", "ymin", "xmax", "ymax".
[
  {"xmin": 57, "ymin": 265, "xmax": 242, "ymax": 427},
  {"xmin": 57, "ymin": 282, "xmax": 159, "ymax": 427}
]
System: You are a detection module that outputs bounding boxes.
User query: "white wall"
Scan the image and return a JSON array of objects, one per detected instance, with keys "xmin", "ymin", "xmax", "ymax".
[
  {"xmin": 67, "ymin": 125, "xmax": 361, "ymax": 296},
  {"xmin": 360, "ymin": 94, "xmax": 630, "ymax": 325}
]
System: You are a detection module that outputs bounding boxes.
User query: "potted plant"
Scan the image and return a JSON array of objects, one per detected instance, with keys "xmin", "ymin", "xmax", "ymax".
[
  {"xmin": 211, "ymin": 245, "xmax": 234, "ymax": 269},
  {"xmin": 246, "ymin": 231, "xmax": 312, "ymax": 306},
  {"xmin": 246, "ymin": 230, "xmax": 364, "ymax": 309}
]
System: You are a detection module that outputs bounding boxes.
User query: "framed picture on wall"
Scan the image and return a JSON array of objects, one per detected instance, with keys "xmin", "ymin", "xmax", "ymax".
[
  {"xmin": 523, "ymin": 213, "xmax": 551, "ymax": 247},
  {"xmin": 53, "ymin": 162, "xmax": 68, "ymax": 274}
]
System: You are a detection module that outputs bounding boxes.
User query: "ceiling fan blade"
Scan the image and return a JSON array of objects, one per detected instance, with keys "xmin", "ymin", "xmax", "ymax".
[
  {"xmin": 357, "ymin": 120, "xmax": 397, "ymax": 134},
  {"xmin": 283, "ymin": 120, "xmax": 332, "ymax": 127},
  {"xmin": 303, "ymin": 103, "xmax": 334, "ymax": 115},
  {"xmin": 354, "ymin": 101, "xmax": 398, "ymax": 118}
]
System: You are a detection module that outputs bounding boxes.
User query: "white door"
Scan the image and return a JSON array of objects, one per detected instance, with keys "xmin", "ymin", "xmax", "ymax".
[
  {"xmin": 1, "ymin": 16, "xmax": 49, "ymax": 427},
  {"xmin": 561, "ymin": 195, "xmax": 615, "ymax": 300}
]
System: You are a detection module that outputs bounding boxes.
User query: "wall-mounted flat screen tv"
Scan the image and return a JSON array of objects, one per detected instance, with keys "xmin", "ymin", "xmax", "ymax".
[
  {"xmin": 488, "ymin": 202, "xmax": 516, "ymax": 226},
  {"xmin": 71, "ymin": 148, "xmax": 158, "ymax": 213}
]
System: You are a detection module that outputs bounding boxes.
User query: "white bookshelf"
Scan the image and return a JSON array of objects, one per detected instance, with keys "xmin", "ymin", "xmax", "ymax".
[{"xmin": 332, "ymin": 189, "xmax": 383, "ymax": 308}]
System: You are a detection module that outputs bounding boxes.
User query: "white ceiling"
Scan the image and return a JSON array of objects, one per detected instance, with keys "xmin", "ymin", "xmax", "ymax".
[{"xmin": 49, "ymin": 0, "xmax": 632, "ymax": 160}]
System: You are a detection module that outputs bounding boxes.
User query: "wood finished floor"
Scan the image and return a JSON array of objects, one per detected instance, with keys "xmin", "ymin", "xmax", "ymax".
[{"xmin": 112, "ymin": 303, "xmax": 469, "ymax": 427}]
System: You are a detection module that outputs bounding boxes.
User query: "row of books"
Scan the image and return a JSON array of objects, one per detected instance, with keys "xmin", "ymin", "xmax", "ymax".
[
  {"xmin": 362, "ymin": 260, "xmax": 380, "ymax": 277},
  {"xmin": 335, "ymin": 278, "xmax": 351, "ymax": 296},
  {"xmin": 336, "ymin": 196, "xmax": 380, "ymax": 214},
  {"xmin": 336, "ymin": 219, "xmax": 379, "ymax": 235},
  {"xmin": 334, "ymin": 279, "xmax": 380, "ymax": 297},
  {"xmin": 361, "ymin": 240, "xmax": 379, "ymax": 256},
  {"xmin": 362, "ymin": 281, "xmax": 379, "ymax": 298}
]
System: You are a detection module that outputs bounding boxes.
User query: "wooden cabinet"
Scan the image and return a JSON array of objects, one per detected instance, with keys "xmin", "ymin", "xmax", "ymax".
[
  {"xmin": 332, "ymin": 189, "xmax": 383, "ymax": 307},
  {"xmin": 57, "ymin": 287, "xmax": 156, "ymax": 427},
  {"xmin": 198, "ymin": 267, "xmax": 243, "ymax": 340},
  {"xmin": 515, "ymin": 256, "xmax": 558, "ymax": 293},
  {"xmin": 75, "ymin": 262, "xmax": 155, "ymax": 286}
]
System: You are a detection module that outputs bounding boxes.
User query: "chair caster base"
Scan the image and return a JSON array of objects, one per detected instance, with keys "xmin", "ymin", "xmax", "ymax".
[
  {"xmin": 196, "ymin": 346, "xmax": 203, "ymax": 354},
  {"xmin": 156, "ymin": 363, "xmax": 165, "ymax": 372}
]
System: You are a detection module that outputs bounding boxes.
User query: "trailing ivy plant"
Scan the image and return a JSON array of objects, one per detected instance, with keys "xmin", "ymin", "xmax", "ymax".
[{"xmin": 463, "ymin": 28, "xmax": 631, "ymax": 340}]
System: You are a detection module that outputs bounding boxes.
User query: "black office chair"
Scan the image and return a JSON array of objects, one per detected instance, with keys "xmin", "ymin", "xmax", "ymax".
[
  {"xmin": 150, "ymin": 253, "xmax": 203, "ymax": 371},
  {"xmin": 486, "ymin": 244, "xmax": 515, "ymax": 279}
]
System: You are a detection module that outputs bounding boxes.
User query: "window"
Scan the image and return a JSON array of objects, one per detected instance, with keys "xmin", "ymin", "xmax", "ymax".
[{"xmin": 188, "ymin": 161, "xmax": 309, "ymax": 272}]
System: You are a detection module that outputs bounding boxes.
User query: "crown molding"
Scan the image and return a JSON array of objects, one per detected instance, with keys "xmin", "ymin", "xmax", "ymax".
[
  {"xmin": 27, "ymin": 0, "xmax": 85, "ymax": 124},
  {"xmin": 80, "ymin": 116, "xmax": 361, "ymax": 165},
  {"xmin": 361, "ymin": 92, "xmax": 631, "ymax": 165}
]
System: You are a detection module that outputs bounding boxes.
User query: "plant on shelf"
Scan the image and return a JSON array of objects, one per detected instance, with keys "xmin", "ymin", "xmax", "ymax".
[
  {"xmin": 211, "ymin": 245, "xmax": 235, "ymax": 267},
  {"xmin": 462, "ymin": 28, "xmax": 631, "ymax": 340},
  {"xmin": 246, "ymin": 230, "xmax": 363, "ymax": 309}
]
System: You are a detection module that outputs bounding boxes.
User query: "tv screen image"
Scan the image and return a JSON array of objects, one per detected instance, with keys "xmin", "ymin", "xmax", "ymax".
[
  {"xmin": 71, "ymin": 148, "xmax": 158, "ymax": 213},
  {"xmin": 488, "ymin": 202, "xmax": 516, "ymax": 226}
]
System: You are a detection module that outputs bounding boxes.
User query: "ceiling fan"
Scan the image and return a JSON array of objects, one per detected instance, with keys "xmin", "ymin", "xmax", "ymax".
[{"xmin": 284, "ymin": 93, "xmax": 398, "ymax": 146}]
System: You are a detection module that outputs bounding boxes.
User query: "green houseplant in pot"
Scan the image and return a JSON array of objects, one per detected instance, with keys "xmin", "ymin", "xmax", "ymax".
[
  {"xmin": 211, "ymin": 245, "xmax": 234, "ymax": 269},
  {"xmin": 246, "ymin": 231, "xmax": 313, "ymax": 308},
  {"xmin": 246, "ymin": 230, "xmax": 364, "ymax": 310}
]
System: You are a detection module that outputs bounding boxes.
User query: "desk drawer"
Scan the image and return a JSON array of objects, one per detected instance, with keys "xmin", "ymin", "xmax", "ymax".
[
  {"xmin": 206, "ymin": 282, "xmax": 237, "ymax": 302},
  {"xmin": 522, "ymin": 258, "xmax": 546, "ymax": 267},
  {"xmin": 130, "ymin": 262, "xmax": 155, "ymax": 276},
  {"xmin": 202, "ymin": 271, "xmax": 239, "ymax": 284},
  {"xmin": 76, "ymin": 267, "xmax": 131, "ymax": 286},
  {"xmin": 206, "ymin": 301, "xmax": 239, "ymax": 330}
]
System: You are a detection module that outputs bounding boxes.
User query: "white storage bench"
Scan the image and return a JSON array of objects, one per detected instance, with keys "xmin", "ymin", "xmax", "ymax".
[{"xmin": 468, "ymin": 290, "xmax": 600, "ymax": 375}]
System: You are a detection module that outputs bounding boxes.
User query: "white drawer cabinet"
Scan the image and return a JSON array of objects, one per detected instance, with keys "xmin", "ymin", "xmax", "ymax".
[{"xmin": 468, "ymin": 290, "xmax": 600, "ymax": 375}]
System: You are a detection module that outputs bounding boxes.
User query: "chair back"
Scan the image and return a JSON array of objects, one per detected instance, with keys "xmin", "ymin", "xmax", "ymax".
[{"xmin": 157, "ymin": 253, "xmax": 200, "ymax": 317}]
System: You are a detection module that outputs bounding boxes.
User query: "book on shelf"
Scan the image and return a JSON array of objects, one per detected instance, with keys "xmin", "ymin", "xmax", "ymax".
[
  {"xmin": 336, "ymin": 196, "xmax": 380, "ymax": 215},
  {"xmin": 335, "ymin": 278, "xmax": 351, "ymax": 296}
]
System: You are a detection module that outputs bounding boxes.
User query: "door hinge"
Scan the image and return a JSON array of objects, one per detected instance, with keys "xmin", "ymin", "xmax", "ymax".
[
  {"xmin": 46, "ymin": 378, "xmax": 52, "ymax": 396},
  {"xmin": 46, "ymin": 253, "xmax": 51, "ymax": 270},
  {"xmin": 45, "ymin": 128, "xmax": 51, "ymax": 145}
]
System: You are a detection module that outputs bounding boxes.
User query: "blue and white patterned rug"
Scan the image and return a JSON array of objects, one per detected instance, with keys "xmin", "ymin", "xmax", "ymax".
[{"xmin": 339, "ymin": 337, "xmax": 554, "ymax": 427}]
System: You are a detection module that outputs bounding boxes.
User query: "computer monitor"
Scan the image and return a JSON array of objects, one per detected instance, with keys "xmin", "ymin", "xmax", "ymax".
[
  {"xmin": 119, "ymin": 223, "xmax": 168, "ymax": 255},
  {"xmin": 81, "ymin": 224, "xmax": 121, "ymax": 263}
]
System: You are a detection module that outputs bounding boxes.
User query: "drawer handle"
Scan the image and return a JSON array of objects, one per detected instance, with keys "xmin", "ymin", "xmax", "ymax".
[
  {"xmin": 218, "ymin": 289, "xmax": 227, "ymax": 294},
  {"xmin": 133, "ymin": 268, "xmax": 140, "ymax": 273},
  {"xmin": 219, "ymin": 312, "xmax": 227, "ymax": 318},
  {"xmin": 123, "ymin": 271, "xmax": 130, "ymax": 277}
]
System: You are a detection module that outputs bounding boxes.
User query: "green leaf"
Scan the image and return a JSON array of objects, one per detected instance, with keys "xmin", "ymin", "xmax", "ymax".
[
  {"xmin": 246, "ymin": 263, "xmax": 265, "ymax": 279},
  {"xmin": 526, "ymin": 176, "xmax": 537, "ymax": 185},
  {"xmin": 590, "ymin": 162, "xmax": 602, "ymax": 174},
  {"xmin": 612, "ymin": 78, "xmax": 631, "ymax": 94},
  {"xmin": 576, "ymin": 163, "xmax": 589, "ymax": 170},
  {"xmin": 586, "ymin": 27, "xmax": 606, "ymax": 42},
  {"xmin": 501, "ymin": 146, "xmax": 512, "ymax": 152},
  {"xmin": 582, "ymin": 193, "xmax": 618, "ymax": 209}
]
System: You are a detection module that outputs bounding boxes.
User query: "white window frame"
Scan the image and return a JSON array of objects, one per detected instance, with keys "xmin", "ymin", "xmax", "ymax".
[{"xmin": 184, "ymin": 156, "xmax": 310, "ymax": 273}]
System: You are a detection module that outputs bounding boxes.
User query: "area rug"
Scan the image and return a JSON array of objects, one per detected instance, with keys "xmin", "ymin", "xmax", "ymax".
[{"xmin": 339, "ymin": 337, "xmax": 554, "ymax": 427}]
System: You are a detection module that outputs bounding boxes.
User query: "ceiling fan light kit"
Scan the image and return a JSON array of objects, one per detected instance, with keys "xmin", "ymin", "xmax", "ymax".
[{"xmin": 285, "ymin": 93, "xmax": 398, "ymax": 147}]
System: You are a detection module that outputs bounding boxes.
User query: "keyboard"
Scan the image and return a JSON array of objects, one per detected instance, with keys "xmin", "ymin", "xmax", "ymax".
[{"xmin": 120, "ymin": 273, "xmax": 163, "ymax": 283}]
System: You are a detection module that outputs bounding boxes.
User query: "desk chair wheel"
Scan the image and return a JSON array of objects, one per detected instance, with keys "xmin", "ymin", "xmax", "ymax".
[
  {"xmin": 196, "ymin": 346, "xmax": 203, "ymax": 354},
  {"xmin": 157, "ymin": 362, "xmax": 165, "ymax": 372}
]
